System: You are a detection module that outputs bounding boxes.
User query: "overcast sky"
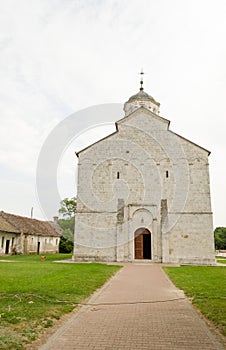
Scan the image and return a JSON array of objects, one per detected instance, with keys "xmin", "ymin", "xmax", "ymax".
[{"xmin": 0, "ymin": 0, "xmax": 225, "ymax": 227}]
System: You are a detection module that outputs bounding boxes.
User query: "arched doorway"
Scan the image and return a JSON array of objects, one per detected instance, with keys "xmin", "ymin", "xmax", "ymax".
[{"xmin": 134, "ymin": 228, "xmax": 151, "ymax": 259}]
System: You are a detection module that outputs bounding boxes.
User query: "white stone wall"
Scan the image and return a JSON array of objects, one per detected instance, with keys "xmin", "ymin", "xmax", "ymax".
[
  {"xmin": 0, "ymin": 232, "xmax": 59, "ymax": 255},
  {"xmin": 166, "ymin": 213, "xmax": 215, "ymax": 264},
  {"xmin": 74, "ymin": 107, "xmax": 215, "ymax": 264},
  {"xmin": 0, "ymin": 232, "xmax": 17, "ymax": 255},
  {"xmin": 25, "ymin": 235, "xmax": 59, "ymax": 254}
]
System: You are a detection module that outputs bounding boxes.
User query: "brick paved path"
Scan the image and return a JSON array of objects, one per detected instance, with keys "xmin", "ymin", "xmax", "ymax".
[{"xmin": 39, "ymin": 264, "xmax": 225, "ymax": 350}]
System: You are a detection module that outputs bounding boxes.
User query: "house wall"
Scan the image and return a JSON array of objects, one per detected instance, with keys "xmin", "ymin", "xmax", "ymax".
[
  {"xmin": 0, "ymin": 231, "xmax": 60, "ymax": 255},
  {"xmin": 24, "ymin": 235, "xmax": 60, "ymax": 254},
  {"xmin": 0, "ymin": 232, "xmax": 18, "ymax": 255}
]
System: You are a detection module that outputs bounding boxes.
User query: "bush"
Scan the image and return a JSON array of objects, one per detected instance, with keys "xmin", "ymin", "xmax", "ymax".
[
  {"xmin": 59, "ymin": 236, "xmax": 74, "ymax": 253},
  {"xmin": 214, "ymin": 227, "xmax": 226, "ymax": 250}
]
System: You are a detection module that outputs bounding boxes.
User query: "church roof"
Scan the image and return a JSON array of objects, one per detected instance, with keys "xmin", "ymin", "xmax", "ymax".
[
  {"xmin": 0, "ymin": 211, "xmax": 62, "ymax": 237},
  {"xmin": 126, "ymin": 89, "xmax": 160, "ymax": 106},
  {"xmin": 128, "ymin": 90, "xmax": 155, "ymax": 102},
  {"xmin": 128, "ymin": 90, "xmax": 154, "ymax": 101},
  {"xmin": 116, "ymin": 106, "xmax": 170, "ymax": 127},
  {"xmin": 76, "ymin": 85, "xmax": 210, "ymax": 157}
]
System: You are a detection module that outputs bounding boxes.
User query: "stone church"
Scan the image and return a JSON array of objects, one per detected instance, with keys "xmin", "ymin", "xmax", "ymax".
[{"xmin": 73, "ymin": 82, "xmax": 215, "ymax": 264}]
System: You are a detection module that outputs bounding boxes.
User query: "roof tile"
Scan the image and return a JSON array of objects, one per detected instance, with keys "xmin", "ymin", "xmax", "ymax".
[{"xmin": 0, "ymin": 211, "xmax": 62, "ymax": 237}]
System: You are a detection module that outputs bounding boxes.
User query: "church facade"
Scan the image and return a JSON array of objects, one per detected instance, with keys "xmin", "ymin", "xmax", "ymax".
[{"xmin": 73, "ymin": 86, "xmax": 215, "ymax": 264}]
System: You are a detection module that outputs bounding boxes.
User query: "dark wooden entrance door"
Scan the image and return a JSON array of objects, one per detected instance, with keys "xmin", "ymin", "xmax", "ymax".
[
  {"xmin": 135, "ymin": 234, "xmax": 143, "ymax": 259},
  {"xmin": 134, "ymin": 228, "xmax": 151, "ymax": 259},
  {"xmin": 5, "ymin": 240, "xmax": 10, "ymax": 254}
]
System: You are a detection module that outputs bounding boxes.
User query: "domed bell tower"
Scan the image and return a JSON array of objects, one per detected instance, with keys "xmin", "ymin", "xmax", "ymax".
[{"xmin": 124, "ymin": 70, "xmax": 160, "ymax": 117}]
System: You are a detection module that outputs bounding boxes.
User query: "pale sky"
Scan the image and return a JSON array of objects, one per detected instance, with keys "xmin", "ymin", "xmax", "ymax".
[{"xmin": 0, "ymin": 0, "xmax": 225, "ymax": 227}]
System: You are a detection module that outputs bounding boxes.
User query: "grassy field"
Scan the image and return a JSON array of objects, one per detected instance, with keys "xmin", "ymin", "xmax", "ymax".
[
  {"xmin": 0, "ymin": 254, "xmax": 121, "ymax": 349},
  {"xmin": 0, "ymin": 253, "xmax": 71, "ymax": 262},
  {"xmin": 217, "ymin": 259, "xmax": 226, "ymax": 264},
  {"xmin": 164, "ymin": 266, "xmax": 226, "ymax": 337}
]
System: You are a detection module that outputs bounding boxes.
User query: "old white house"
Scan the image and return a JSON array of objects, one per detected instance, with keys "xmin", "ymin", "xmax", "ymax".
[
  {"xmin": 73, "ymin": 84, "xmax": 215, "ymax": 265},
  {"xmin": 0, "ymin": 211, "xmax": 61, "ymax": 255}
]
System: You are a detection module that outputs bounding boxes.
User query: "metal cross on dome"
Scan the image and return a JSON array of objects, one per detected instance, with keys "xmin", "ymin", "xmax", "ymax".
[{"xmin": 139, "ymin": 68, "xmax": 145, "ymax": 91}]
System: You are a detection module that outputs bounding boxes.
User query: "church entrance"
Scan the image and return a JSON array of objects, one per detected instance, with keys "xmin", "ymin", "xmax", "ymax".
[{"xmin": 134, "ymin": 228, "xmax": 151, "ymax": 259}]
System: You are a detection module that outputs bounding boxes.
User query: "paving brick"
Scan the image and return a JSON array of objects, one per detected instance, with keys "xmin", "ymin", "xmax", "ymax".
[{"xmin": 38, "ymin": 264, "xmax": 225, "ymax": 350}]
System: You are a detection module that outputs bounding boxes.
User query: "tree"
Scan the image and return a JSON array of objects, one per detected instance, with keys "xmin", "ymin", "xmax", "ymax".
[
  {"xmin": 61, "ymin": 228, "xmax": 73, "ymax": 242},
  {"xmin": 58, "ymin": 197, "xmax": 76, "ymax": 219},
  {"xmin": 58, "ymin": 216, "xmax": 75, "ymax": 235},
  {"xmin": 214, "ymin": 227, "xmax": 226, "ymax": 250},
  {"xmin": 58, "ymin": 197, "xmax": 76, "ymax": 253},
  {"xmin": 59, "ymin": 236, "xmax": 74, "ymax": 253}
]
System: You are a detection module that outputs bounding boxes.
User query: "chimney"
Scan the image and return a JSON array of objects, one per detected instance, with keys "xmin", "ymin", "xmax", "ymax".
[{"xmin": 53, "ymin": 216, "xmax": 58, "ymax": 223}]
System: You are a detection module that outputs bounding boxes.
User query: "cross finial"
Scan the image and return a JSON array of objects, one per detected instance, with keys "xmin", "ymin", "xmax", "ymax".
[{"xmin": 139, "ymin": 68, "xmax": 144, "ymax": 91}]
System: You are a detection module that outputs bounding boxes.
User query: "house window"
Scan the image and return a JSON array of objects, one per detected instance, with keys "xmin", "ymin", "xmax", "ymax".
[
  {"xmin": 56, "ymin": 239, "xmax": 58, "ymax": 245},
  {"xmin": 166, "ymin": 171, "xmax": 169, "ymax": 178},
  {"xmin": 1, "ymin": 237, "xmax": 4, "ymax": 248},
  {"xmin": 45, "ymin": 239, "xmax": 47, "ymax": 244},
  {"xmin": 117, "ymin": 172, "xmax": 120, "ymax": 179},
  {"xmin": 12, "ymin": 237, "xmax": 14, "ymax": 247}
]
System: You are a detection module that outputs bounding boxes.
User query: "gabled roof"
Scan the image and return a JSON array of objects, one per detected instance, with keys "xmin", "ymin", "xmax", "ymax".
[
  {"xmin": 116, "ymin": 106, "xmax": 170, "ymax": 128},
  {"xmin": 76, "ymin": 130, "xmax": 118, "ymax": 156},
  {"xmin": 76, "ymin": 106, "xmax": 170, "ymax": 156},
  {"xmin": 76, "ymin": 106, "xmax": 210, "ymax": 157},
  {"xmin": 0, "ymin": 211, "xmax": 62, "ymax": 237},
  {"xmin": 170, "ymin": 130, "xmax": 211, "ymax": 155}
]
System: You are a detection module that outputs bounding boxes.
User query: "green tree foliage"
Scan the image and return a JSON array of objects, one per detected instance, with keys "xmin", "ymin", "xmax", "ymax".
[
  {"xmin": 61, "ymin": 228, "xmax": 73, "ymax": 242},
  {"xmin": 58, "ymin": 197, "xmax": 76, "ymax": 219},
  {"xmin": 58, "ymin": 217, "xmax": 75, "ymax": 235},
  {"xmin": 59, "ymin": 236, "xmax": 74, "ymax": 253},
  {"xmin": 214, "ymin": 227, "xmax": 226, "ymax": 250},
  {"xmin": 58, "ymin": 197, "xmax": 76, "ymax": 253}
]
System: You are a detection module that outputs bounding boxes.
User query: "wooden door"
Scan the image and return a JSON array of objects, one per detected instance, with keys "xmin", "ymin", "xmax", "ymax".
[{"xmin": 135, "ymin": 234, "xmax": 143, "ymax": 259}]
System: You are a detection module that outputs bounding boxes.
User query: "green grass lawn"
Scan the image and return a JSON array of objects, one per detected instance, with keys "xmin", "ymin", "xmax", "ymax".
[
  {"xmin": 217, "ymin": 259, "xmax": 226, "ymax": 264},
  {"xmin": 0, "ymin": 254, "xmax": 121, "ymax": 349},
  {"xmin": 0, "ymin": 253, "xmax": 71, "ymax": 262},
  {"xmin": 164, "ymin": 266, "xmax": 226, "ymax": 337}
]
